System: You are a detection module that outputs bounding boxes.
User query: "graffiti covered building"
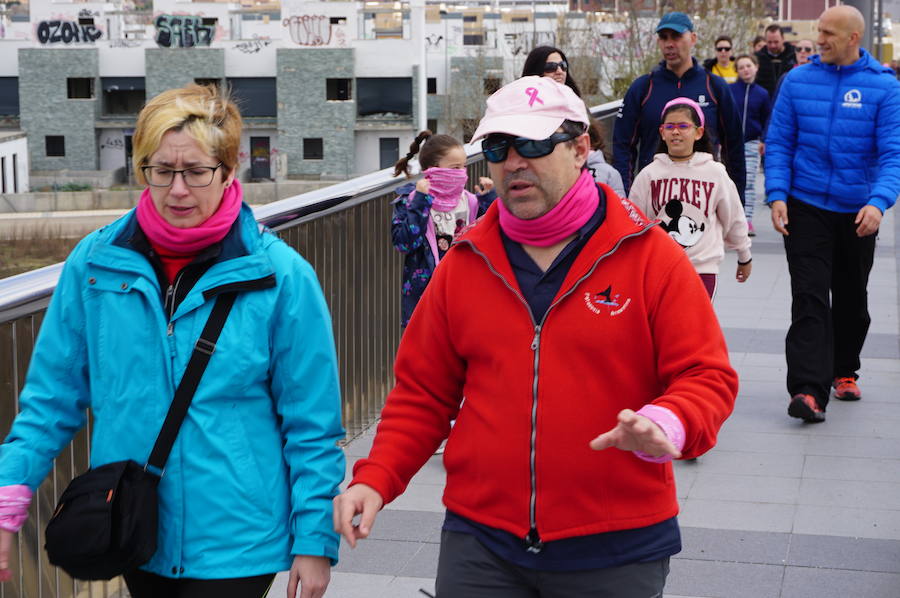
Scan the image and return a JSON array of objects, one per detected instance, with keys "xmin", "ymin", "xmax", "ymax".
[{"xmin": 0, "ymin": 0, "xmax": 620, "ymax": 182}]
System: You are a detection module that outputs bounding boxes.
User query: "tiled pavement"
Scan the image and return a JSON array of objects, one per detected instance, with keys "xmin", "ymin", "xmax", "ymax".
[{"xmin": 268, "ymin": 197, "xmax": 900, "ymax": 598}]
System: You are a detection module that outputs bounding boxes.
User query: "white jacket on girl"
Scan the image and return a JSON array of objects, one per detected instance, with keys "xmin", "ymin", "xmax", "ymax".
[{"xmin": 629, "ymin": 152, "xmax": 751, "ymax": 274}]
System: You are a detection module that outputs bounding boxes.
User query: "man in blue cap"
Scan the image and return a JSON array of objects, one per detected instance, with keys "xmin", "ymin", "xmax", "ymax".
[{"xmin": 613, "ymin": 11, "xmax": 746, "ymax": 202}]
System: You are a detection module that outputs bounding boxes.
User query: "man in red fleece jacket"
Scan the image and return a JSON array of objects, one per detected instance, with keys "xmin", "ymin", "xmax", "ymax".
[{"xmin": 334, "ymin": 76, "xmax": 738, "ymax": 597}]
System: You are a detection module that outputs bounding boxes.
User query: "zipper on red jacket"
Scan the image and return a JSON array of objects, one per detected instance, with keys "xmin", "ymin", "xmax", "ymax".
[{"xmin": 458, "ymin": 222, "xmax": 656, "ymax": 552}]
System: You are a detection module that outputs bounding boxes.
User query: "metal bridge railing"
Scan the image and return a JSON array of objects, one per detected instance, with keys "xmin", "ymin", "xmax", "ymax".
[{"xmin": 0, "ymin": 100, "xmax": 621, "ymax": 597}]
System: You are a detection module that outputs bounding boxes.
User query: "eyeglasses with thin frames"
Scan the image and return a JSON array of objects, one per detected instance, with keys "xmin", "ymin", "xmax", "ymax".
[
  {"xmin": 543, "ymin": 60, "xmax": 568, "ymax": 73},
  {"xmin": 141, "ymin": 163, "xmax": 224, "ymax": 187},
  {"xmin": 661, "ymin": 122, "xmax": 695, "ymax": 131},
  {"xmin": 482, "ymin": 132, "xmax": 579, "ymax": 163},
  {"xmin": 796, "ymin": 46, "xmax": 814, "ymax": 52}
]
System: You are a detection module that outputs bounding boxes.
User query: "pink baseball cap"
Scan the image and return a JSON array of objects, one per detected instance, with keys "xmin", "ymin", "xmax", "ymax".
[{"xmin": 470, "ymin": 76, "xmax": 590, "ymax": 142}]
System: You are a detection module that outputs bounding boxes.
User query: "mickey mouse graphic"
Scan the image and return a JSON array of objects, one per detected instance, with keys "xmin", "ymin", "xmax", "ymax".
[{"xmin": 661, "ymin": 200, "xmax": 705, "ymax": 248}]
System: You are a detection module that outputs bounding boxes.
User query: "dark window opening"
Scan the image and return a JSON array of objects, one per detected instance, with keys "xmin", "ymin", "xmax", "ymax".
[
  {"xmin": 195, "ymin": 78, "xmax": 220, "ymax": 88},
  {"xmin": 330, "ymin": 17, "xmax": 346, "ymax": 25},
  {"xmin": 357, "ymin": 78, "xmax": 412, "ymax": 116},
  {"xmin": 463, "ymin": 34, "xmax": 483, "ymax": 46},
  {"xmin": 1, "ymin": 157, "xmax": 6, "ymax": 194},
  {"xmin": 463, "ymin": 15, "xmax": 477, "ymax": 22},
  {"xmin": 379, "ymin": 137, "xmax": 399, "ymax": 170},
  {"xmin": 303, "ymin": 138, "xmax": 323, "ymax": 160},
  {"xmin": 67, "ymin": 78, "xmax": 94, "ymax": 99},
  {"xmin": 326, "ymin": 78, "xmax": 352, "ymax": 101},
  {"xmin": 46, "ymin": 136, "xmax": 65, "ymax": 157},
  {"xmin": 0, "ymin": 77, "xmax": 19, "ymax": 116},
  {"xmin": 484, "ymin": 78, "xmax": 502, "ymax": 94},
  {"xmin": 427, "ymin": 77, "xmax": 437, "ymax": 94},
  {"xmin": 227, "ymin": 77, "xmax": 276, "ymax": 117},
  {"xmin": 511, "ymin": 16, "xmax": 529, "ymax": 22},
  {"xmin": 102, "ymin": 77, "xmax": 146, "ymax": 116},
  {"xmin": 78, "ymin": 17, "xmax": 94, "ymax": 25},
  {"xmin": 202, "ymin": 18, "xmax": 217, "ymax": 27},
  {"xmin": 12, "ymin": 154, "xmax": 18, "ymax": 193},
  {"xmin": 427, "ymin": 118, "xmax": 438, "ymax": 134}
]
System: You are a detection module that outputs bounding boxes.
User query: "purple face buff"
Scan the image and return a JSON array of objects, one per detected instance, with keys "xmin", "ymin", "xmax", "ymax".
[{"xmin": 526, "ymin": 87, "xmax": 544, "ymax": 107}]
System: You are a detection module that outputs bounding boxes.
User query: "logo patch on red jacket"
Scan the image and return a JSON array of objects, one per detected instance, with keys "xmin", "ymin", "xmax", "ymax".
[{"xmin": 584, "ymin": 285, "xmax": 631, "ymax": 316}]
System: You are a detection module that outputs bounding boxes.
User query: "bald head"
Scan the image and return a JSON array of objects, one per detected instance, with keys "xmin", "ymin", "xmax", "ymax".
[
  {"xmin": 817, "ymin": 5, "xmax": 864, "ymax": 65},
  {"xmin": 822, "ymin": 5, "xmax": 865, "ymax": 34}
]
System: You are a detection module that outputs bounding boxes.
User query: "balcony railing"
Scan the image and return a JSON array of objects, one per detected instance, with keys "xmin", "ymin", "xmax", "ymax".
[{"xmin": 0, "ymin": 100, "xmax": 621, "ymax": 597}]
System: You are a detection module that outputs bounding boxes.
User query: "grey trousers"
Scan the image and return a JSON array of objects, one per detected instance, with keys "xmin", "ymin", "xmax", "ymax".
[{"xmin": 435, "ymin": 531, "xmax": 669, "ymax": 598}]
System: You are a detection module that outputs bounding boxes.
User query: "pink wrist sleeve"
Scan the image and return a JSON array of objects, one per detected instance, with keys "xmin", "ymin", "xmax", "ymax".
[
  {"xmin": 634, "ymin": 405, "xmax": 686, "ymax": 464},
  {"xmin": 0, "ymin": 485, "xmax": 33, "ymax": 533}
]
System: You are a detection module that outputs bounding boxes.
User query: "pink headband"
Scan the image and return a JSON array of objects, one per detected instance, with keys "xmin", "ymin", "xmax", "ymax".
[{"xmin": 661, "ymin": 97, "xmax": 705, "ymax": 128}]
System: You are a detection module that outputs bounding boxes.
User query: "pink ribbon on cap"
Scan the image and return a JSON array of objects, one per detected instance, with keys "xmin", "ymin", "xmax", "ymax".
[
  {"xmin": 661, "ymin": 96, "xmax": 705, "ymax": 128},
  {"xmin": 525, "ymin": 87, "xmax": 544, "ymax": 107}
]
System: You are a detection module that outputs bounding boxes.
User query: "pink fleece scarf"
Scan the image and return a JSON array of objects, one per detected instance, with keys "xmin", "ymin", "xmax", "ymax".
[
  {"xmin": 424, "ymin": 167, "xmax": 468, "ymax": 211},
  {"xmin": 136, "ymin": 179, "xmax": 243, "ymax": 254},
  {"xmin": 498, "ymin": 168, "xmax": 597, "ymax": 247}
]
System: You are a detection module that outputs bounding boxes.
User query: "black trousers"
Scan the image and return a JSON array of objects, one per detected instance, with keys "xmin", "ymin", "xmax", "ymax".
[
  {"xmin": 124, "ymin": 569, "xmax": 275, "ymax": 598},
  {"xmin": 435, "ymin": 531, "xmax": 669, "ymax": 598},
  {"xmin": 783, "ymin": 198, "xmax": 876, "ymax": 407}
]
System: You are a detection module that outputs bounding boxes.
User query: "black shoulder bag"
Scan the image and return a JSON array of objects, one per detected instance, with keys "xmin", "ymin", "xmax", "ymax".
[{"xmin": 44, "ymin": 292, "xmax": 238, "ymax": 581}]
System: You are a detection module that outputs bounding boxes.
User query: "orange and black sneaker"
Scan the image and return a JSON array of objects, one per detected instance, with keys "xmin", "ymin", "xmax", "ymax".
[
  {"xmin": 833, "ymin": 377, "xmax": 862, "ymax": 401},
  {"xmin": 788, "ymin": 393, "xmax": 826, "ymax": 423}
]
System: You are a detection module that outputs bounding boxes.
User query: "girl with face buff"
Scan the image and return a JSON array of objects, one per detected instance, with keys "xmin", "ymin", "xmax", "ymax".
[{"xmin": 392, "ymin": 131, "xmax": 496, "ymax": 327}]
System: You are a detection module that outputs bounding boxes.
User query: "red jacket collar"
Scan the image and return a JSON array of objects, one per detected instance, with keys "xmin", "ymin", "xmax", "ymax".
[{"xmin": 456, "ymin": 183, "xmax": 656, "ymax": 288}]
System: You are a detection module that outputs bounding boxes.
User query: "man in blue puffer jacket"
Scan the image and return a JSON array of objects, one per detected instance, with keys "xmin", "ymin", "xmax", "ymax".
[
  {"xmin": 613, "ymin": 11, "xmax": 746, "ymax": 203},
  {"xmin": 765, "ymin": 5, "xmax": 900, "ymax": 423}
]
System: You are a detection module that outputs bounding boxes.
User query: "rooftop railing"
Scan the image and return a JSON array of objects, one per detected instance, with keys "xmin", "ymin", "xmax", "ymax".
[{"xmin": 0, "ymin": 100, "xmax": 621, "ymax": 597}]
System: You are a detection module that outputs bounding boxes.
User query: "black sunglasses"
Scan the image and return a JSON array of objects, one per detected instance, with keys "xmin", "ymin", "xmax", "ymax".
[
  {"xmin": 482, "ymin": 132, "xmax": 578, "ymax": 163},
  {"xmin": 716, "ymin": 46, "xmax": 732, "ymax": 52},
  {"xmin": 542, "ymin": 60, "xmax": 568, "ymax": 73}
]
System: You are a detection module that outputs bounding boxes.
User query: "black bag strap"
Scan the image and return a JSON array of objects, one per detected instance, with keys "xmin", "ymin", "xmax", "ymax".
[{"xmin": 146, "ymin": 292, "xmax": 238, "ymax": 473}]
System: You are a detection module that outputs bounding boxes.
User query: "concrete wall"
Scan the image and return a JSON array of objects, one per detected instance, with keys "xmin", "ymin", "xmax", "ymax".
[
  {"xmin": 145, "ymin": 48, "xmax": 225, "ymax": 100},
  {"xmin": 18, "ymin": 48, "xmax": 100, "ymax": 171},
  {"xmin": 277, "ymin": 47, "xmax": 356, "ymax": 178}
]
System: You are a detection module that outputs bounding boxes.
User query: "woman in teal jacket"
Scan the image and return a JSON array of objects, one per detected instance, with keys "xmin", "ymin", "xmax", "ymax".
[{"xmin": 0, "ymin": 85, "xmax": 345, "ymax": 598}]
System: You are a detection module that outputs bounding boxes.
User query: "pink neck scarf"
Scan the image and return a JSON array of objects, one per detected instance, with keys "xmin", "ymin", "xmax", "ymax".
[
  {"xmin": 136, "ymin": 179, "xmax": 243, "ymax": 254},
  {"xmin": 498, "ymin": 169, "xmax": 597, "ymax": 247},
  {"xmin": 424, "ymin": 167, "xmax": 469, "ymax": 211}
]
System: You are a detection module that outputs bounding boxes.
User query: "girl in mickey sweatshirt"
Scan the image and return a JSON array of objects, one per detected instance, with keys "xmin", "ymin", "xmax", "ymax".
[{"xmin": 629, "ymin": 97, "xmax": 752, "ymax": 299}]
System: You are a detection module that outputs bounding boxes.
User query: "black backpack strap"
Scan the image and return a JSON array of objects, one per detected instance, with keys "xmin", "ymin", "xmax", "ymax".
[{"xmin": 146, "ymin": 292, "xmax": 238, "ymax": 473}]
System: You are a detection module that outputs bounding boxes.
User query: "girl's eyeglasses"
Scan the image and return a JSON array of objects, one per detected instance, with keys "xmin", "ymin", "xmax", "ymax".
[
  {"xmin": 482, "ymin": 132, "xmax": 577, "ymax": 163},
  {"xmin": 542, "ymin": 60, "xmax": 568, "ymax": 73},
  {"xmin": 661, "ymin": 122, "xmax": 695, "ymax": 130}
]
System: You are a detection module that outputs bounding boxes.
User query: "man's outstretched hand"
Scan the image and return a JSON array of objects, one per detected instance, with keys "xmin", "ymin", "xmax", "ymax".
[{"xmin": 589, "ymin": 409, "xmax": 681, "ymax": 459}]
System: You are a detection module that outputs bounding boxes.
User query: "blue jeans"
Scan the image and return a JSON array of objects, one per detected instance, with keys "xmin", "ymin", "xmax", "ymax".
[{"xmin": 744, "ymin": 140, "xmax": 761, "ymax": 221}]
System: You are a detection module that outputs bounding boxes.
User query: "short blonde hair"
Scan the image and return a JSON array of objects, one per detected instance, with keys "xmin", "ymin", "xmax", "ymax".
[{"xmin": 132, "ymin": 84, "xmax": 242, "ymax": 185}]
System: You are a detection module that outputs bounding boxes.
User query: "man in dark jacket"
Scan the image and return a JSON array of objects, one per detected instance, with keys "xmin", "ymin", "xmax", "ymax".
[
  {"xmin": 766, "ymin": 5, "xmax": 900, "ymax": 422},
  {"xmin": 755, "ymin": 24, "xmax": 797, "ymax": 96},
  {"xmin": 613, "ymin": 12, "xmax": 746, "ymax": 201}
]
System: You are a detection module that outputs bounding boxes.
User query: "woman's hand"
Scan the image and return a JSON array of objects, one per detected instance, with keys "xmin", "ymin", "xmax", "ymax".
[
  {"xmin": 0, "ymin": 529, "xmax": 14, "ymax": 582},
  {"xmin": 286, "ymin": 554, "xmax": 330, "ymax": 598},
  {"xmin": 474, "ymin": 177, "xmax": 494, "ymax": 195},
  {"xmin": 415, "ymin": 178, "xmax": 431, "ymax": 195},
  {"xmin": 736, "ymin": 261, "xmax": 752, "ymax": 283}
]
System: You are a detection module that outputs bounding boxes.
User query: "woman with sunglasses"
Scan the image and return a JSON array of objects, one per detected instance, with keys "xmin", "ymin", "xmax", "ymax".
[
  {"xmin": 629, "ymin": 98, "xmax": 752, "ymax": 299},
  {"xmin": 0, "ymin": 84, "xmax": 345, "ymax": 598},
  {"xmin": 521, "ymin": 46, "xmax": 625, "ymax": 197},
  {"xmin": 703, "ymin": 35, "xmax": 738, "ymax": 83},
  {"xmin": 391, "ymin": 132, "xmax": 496, "ymax": 328}
]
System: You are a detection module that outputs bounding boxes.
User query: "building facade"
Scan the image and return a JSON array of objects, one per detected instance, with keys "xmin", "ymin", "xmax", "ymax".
[{"xmin": 0, "ymin": 0, "xmax": 623, "ymax": 183}]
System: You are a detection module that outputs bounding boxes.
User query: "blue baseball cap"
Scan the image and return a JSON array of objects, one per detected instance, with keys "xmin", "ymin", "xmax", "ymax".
[{"xmin": 656, "ymin": 12, "xmax": 694, "ymax": 34}]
